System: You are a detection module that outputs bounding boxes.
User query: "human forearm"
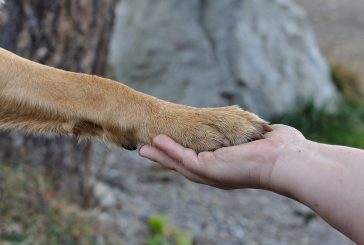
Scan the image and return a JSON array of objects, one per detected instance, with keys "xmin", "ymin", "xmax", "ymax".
[{"xmin": 272, "ymin": 140, "xmax": 364, "ymax": 243}]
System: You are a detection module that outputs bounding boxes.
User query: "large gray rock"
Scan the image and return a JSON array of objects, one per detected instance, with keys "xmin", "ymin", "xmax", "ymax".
[{"xmin": 109, "ymin": 0, "xmax": 338, "ymax": 118}]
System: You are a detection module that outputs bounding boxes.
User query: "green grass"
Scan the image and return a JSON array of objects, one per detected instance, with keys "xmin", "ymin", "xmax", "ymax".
[
  {"xmin": 147, "ymin": 215, "xmax": 193, "ymax": 245},
  {"xmin": 271, "ymin": 101, "xmax": 364, "ymax": 148}
]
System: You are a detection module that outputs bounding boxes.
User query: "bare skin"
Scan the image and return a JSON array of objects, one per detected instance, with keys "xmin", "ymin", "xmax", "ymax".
[{"xmin": 139, "ymin": 124, "xmax": 364, "ymax": 244}]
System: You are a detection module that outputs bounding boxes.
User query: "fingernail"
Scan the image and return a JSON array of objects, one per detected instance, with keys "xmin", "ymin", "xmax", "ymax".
[
  {"xmin": 139, "ymin": 145, "xmax": 151, "ymax": 157},
  {"xmin": 139, "ymin": 146, "xmax": 146, "ymax": 156}
]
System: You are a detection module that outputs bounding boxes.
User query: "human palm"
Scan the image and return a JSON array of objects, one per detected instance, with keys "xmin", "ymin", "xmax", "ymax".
[{"xmin": 139, "ymin": 124, "xmax": 305, "ymax": 190}]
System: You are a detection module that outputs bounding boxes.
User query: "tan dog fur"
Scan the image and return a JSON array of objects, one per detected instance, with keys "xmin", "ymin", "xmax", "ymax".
[{"xmin": 0, "ymin": 48, "xmax": 270, "ymax": 152}]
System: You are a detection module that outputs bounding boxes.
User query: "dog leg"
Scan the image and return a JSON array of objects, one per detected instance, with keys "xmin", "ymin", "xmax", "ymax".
[{"xmin": 0, "ymin": 48, "xmax": 270, "ymax": 152}]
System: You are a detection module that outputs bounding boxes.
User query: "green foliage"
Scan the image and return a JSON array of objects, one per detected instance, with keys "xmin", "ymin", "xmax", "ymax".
[
  {"xmin": 147, "ymin": 215, "xmax": 192, "ymax": 245},
  {"xmin": 0, "ymin": 164, "xmax": 121, "ymax": 245},
  {"xmin": 148, "ymin": 235, "xmax": 169, "ymax": 245},
  {"xmin": 271, "ymin": 101, "xmax": 364, "ymax": 148},
  {"xmin": 148, "ymin": 215, "xmax": 169, "ymax": 235}
]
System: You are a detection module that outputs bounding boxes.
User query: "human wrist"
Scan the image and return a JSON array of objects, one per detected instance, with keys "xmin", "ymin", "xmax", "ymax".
[
  {"xmin": 269, "ymin": 139, "xmax": 354, "ymax": 228},
  {"xmin": 267, "ymin": 138, "xmax": 324, "ymax": 199}
]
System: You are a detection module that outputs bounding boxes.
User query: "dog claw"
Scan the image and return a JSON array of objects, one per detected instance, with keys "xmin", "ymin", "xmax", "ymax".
[
  {"xmin": 263, "ymin": 124, "xmax": 273, "ymax": 132},
  {"xmin": 123, "ymin": 144, "xmax": 138, "ymax": 151}
]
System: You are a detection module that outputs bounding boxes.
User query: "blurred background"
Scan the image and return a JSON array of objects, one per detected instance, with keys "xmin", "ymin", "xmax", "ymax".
[{"xmin": 0, "ymin": 0, "xmax": 362, "ymax": 244}]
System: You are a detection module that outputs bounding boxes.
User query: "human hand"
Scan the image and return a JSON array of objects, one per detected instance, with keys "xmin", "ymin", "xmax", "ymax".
[
  {"xmin": 140, "ymin": 124, "xmax": 364, "ymax": 243},
  {"xmin": 139, "ymin": 124, "xmax": 306, "ymax": 190}
]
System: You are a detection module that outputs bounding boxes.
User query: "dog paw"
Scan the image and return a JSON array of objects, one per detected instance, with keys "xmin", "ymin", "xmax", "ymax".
[{"xmin": 153, "ymin": 105, "xmax": 271, "ymax": 152}]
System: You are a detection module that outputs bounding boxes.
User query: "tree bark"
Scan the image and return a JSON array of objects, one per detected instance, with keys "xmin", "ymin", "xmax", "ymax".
[{"xmin": 0, "ymin": 0, "xmax": 117, "ymax": 207}]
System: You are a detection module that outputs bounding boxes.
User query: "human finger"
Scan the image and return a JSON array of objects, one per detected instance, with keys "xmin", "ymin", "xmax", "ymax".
[{"xmin": 139, "ymin": 144, "xmax": 206, "ymax": 184}]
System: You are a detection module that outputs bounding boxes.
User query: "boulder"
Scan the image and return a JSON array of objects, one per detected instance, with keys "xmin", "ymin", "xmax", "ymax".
[{"xmin": 109, "ymin": 0, "xmax": 338, "ymax": 118}]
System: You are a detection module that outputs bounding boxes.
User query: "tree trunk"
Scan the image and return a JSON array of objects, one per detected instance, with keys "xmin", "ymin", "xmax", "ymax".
[{"xmin": 0, "ymin": 0, "xmax": 117, "ymax": 207}]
